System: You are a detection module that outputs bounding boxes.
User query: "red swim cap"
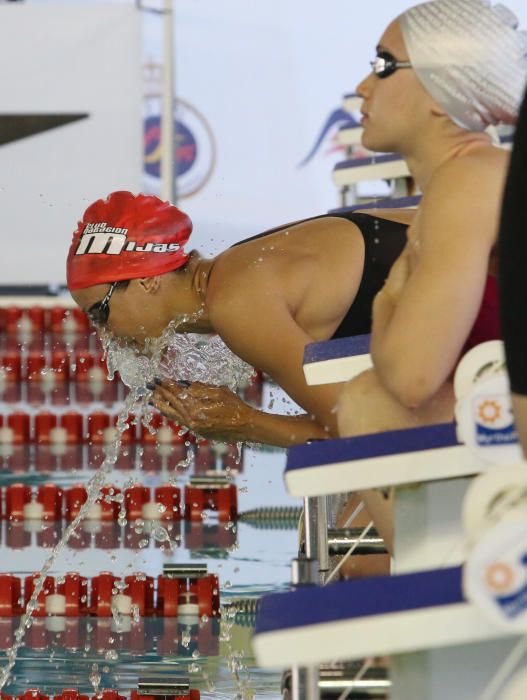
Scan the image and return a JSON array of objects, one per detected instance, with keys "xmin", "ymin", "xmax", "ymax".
[{"xmin": 67, "ymin": 191, "xmax": 192, "ymax": 291}]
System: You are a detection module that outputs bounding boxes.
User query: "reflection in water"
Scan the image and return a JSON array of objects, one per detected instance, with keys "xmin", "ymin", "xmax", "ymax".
[{"xmin": 0, "ymin": 439, "xmax": 297, "ymax": 698}]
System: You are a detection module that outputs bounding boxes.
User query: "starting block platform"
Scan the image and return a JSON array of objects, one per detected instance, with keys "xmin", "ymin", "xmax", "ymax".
[
  {"xmin": 285, "ymin": 422, "xmax": 486, "ymax": 498},
  {"xmin": 253, "ymin": 565, "xmax": 514, "ymax": 668},
  {"xmin": 328, "ymin": 194, "xmax": 421, "ymax": 214},
  {"xmin": 335, "ymin": 122, "xmax": 363, "ymax": 147},
  {"xmin": 303, "ymin": 334, "xmax": 371, "ymax": 386},
  {"xmin": 343, "ymin": 93, "xmax": 362, "ymax": 114},
  {"xmin": 333, "ymin": 153, "xmax": 411, "ymax": 187},
  {"xmin": 285, "ymin": 419, "xmax": 496, "ymax": 573}
]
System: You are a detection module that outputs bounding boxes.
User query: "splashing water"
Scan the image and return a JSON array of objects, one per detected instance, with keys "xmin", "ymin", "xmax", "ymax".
[
  {"xmin": 102, "ymin": 317, "xmax": 254, "ymax": 396},
  {"xmin": 89, "ymin": 663, "xmax": 101, "ymax": 695}
]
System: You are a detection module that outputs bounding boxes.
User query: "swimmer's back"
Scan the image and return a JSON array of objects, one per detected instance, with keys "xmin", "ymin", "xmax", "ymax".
[{"xmin": 227, "ymin": 211, "xmax": 409, "ymax": 338}]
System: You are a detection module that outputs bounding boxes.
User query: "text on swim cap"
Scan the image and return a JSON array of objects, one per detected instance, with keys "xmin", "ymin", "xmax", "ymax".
[
  {"xmin": 75, "ymin": 223, "xmax": 182, "ymax": 256},
  {"xmin": 84, "ymin": 223, "xmax": 128, "ymax": 234}
]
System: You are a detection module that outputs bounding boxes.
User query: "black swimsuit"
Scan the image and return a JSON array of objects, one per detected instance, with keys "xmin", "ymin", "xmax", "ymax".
[
  {"xmin": 499, "ymin": 88, "xmax": 527, "ymax": 395},
  {"xmin": 232, "ymin": 212, "xmax": 408, "ymax": 338}
]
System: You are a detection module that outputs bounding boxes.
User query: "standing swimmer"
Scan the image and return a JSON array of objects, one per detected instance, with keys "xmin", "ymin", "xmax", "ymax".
[{"xmin": 335, "ymin": 0, "xmax": 527, "ymax": 553}]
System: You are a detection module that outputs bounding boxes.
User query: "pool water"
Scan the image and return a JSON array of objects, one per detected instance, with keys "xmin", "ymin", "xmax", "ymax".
[{"xmin": 0, "ymin": 388, "xmax": 300, "ymax": 699}]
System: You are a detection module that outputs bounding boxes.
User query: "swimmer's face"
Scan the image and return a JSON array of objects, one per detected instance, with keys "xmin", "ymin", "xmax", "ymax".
[
  {"xmin": 72, "ymin": 277, "xmax": 175, "ymax": 343},
  {"xmin": 356, "ymin": 20, "xmax": 434, "ymax": 153}
]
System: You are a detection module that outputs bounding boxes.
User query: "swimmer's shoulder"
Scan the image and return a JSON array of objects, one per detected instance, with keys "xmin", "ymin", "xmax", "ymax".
[
  {"xmin": 418, "ymin": 145, "xmax": 508, "ymax": 244},
  {"xmin": 431, "ymin": 143, "xmax": 508, "ymax": 188}
]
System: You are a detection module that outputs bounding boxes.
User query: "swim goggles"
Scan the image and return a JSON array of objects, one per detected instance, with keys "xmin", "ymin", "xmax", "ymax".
[
  {"xmin": 87, "ymin": 280, "xmax": 123, "ymax": 326},
  {"xmin": 370, "ymin": 51, "xmax": 412, "ymax": 79}
]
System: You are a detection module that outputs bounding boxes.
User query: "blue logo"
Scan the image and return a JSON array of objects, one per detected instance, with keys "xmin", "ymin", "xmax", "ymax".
[
  {"xmin": 144, "ymin": 115, "xmax": 197, "ymax": 179},
  {"xmin": 143, "ymin": 97, "xmax": 216, "ymax": 199},
  {"xmin": 298, "ymin": 107, "xmax": 359, "ymax": 167}
]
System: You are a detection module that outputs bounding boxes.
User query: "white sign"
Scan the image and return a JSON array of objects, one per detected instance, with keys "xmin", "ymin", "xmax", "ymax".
[{"xmin": 0, "ymin": 4, "xmax": 142, "ymax": 285}]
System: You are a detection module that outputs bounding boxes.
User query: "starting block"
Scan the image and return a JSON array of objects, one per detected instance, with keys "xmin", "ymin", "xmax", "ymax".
[
  {"xmin": 303, "ymin": 334, "xmax": 371, "ymax": 386},
  {"xmin": 328, "ymin": 195, "xmax": 421, "ymax": 213},
  {"xmin": 333, "ymin": 153, "xmax": 411, "ymax": 188},
  {"xmin": 286, "ymin": 422, "xmax": 484, "ymax": 498},
  {"xmin": 253, "ymin": 566, "xmax": 519, "ymax": 700},
  {"xmin": 262, "ymin": 341, "xmax": 525, "ymax": 698}
]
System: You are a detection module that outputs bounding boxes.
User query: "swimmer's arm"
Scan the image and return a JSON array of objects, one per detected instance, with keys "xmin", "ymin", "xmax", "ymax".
[
  {"xmin": 152, "ymin": 378, "xmax": 327, "ymax": 446},
  {"xmin": 239, "ymin": 409, "xmax": 329, "ymax": 447},
  {"xmin": 371, "ymin": 159, "xmax": 500, "ymax": 408},
  {"xmin": 151, "ymin": 379, "xmax": 327, "ymax": 447},
  {"xmin": 212, "ymin": 301, "xmax": 343, "ymax": 442}
]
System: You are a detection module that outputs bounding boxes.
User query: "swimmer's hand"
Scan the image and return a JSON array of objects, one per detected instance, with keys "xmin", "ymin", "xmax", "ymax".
[{"xmin": 149, "ymin": 380, "xmax": 253, "ymax": 442}]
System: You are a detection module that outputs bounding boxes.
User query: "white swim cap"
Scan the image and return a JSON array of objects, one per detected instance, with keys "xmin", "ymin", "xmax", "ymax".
[{"xmin": 399, "ymin": 0, "xmax": 527, "ymax": 131}]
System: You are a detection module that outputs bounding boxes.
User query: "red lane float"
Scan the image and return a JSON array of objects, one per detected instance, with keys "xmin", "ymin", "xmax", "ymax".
[
  {"xmin": 0, "ymin": 566, "xmax": 219, "ymax": 619},
  {"xmin": 0, "ymin": 481, "xmax": 235, "ymax": 522},
  {"xmin": 0, "ymin": 680, "xmax": 199, "ymax": 700},
  {"xmin": 184, "ymin": 475, "xmax": 238, "ymax": 522}
]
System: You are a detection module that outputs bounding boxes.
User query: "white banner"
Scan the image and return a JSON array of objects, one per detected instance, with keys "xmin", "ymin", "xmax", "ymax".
[
  {"xmin": 2, "ymin": 0, "xmax": 527, "ymax": 279},
  {"xmin": 0, "ymin": 3, "xmax": 142, "ymax": 285}
]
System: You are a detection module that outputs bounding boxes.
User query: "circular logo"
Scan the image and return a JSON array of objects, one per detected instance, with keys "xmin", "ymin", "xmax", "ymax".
[
  {"xmin": 144, "ymin": 96, "xmax": 216, "ymax": 199},
  {"xmin": 484, "ymin": 562, "xmax": 515, "ymax": 593},
  {"xmin": 478, "ymin": 399, "xmax": 502, "ymax": 425}
]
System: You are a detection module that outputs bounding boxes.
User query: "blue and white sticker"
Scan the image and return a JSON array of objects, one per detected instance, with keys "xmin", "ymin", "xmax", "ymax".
[
  {"xmin": 472, "ymin": 393, "xmax": 518, "ymax": 447},
  {"xmin": 464, "ymin": 518, "xmax": 527, "ymax": 630},
  {"xmin": 455, "ymin": 369, "xmax": 522, "ymax": 464}
]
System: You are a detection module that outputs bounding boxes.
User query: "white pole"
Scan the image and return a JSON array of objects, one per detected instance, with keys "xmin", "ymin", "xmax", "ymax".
[{"xmin": 161, "ymin": 0, "xmax": 175, "ymax": 202}]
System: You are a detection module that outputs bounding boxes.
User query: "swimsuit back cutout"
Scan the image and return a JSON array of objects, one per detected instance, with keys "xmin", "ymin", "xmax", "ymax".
[
  {"xmin": 462, "ymin": 274, "xmax": 502, "ymax": 354},
  {"xmin": 231, "ymin": 212, "xmax": 408, "ymax": 339}
]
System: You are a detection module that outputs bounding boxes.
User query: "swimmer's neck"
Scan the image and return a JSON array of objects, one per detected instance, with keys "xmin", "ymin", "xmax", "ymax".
[
  {"xmin": 403, "ymin": 125, "xmax": 493, "ymax": 190},
  {"xmin": 168, "ymin": 252, "xmax": 216, "ymax": 333}
]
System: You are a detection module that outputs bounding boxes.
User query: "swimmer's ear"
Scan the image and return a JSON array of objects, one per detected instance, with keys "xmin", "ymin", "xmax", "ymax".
[
  {"xmin": 431, "ymin": 105, "xmax": 448, "ymax": 118},
  {"xmin": 137, "ymin": 276, "xmax": 162, "ymax": 294},
  {"xmin": 430, "ymin": 100, "xmax": 448, "ymax": 119}
]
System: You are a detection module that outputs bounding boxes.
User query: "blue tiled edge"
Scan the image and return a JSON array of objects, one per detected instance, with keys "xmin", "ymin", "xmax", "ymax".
[
  {"xmin": 304, "ymin": 335, "xmax": 371, "ymax": 365},
  {"xmin": 255, "ymin": 566, "xmax": 464, "ymax": 634},
  {"xmin": 286, "ymin": 422, "xmax": 459, "ymax": 470}
]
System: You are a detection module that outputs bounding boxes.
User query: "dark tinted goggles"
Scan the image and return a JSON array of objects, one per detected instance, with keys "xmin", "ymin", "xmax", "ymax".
[
  {"xmin": 86, "ymin": 280, "xmax": 124, "ymax": 327},
  {"xmin": 370, "ymin": 51, "xmax": 412, "ymax": 79}
]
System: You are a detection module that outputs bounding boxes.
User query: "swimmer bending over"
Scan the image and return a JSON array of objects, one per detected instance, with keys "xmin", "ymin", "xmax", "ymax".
[{"xmin": 67, "ymin": 191, "xmax": 412, "ymax": 446}]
